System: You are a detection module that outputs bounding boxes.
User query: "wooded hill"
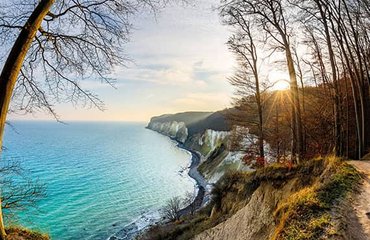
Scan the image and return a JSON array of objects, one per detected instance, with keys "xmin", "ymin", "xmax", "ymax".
[{"xmin": 148, "ymin": 110, "xmax": 231, "ymax": 136}]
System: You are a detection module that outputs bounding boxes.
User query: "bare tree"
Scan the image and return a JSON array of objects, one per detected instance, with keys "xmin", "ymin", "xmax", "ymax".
[
  {"xmin": 220, "ymin": 0, "xmax": 304, "ymax": 163},
  {"xmin": 162, "ymin": 196, "xmax": 182, "ymax": 221},
  {"xmin": 293, "ymin": 0, "xmax": 370, "ymax": 158},
  {"xmin": 291, "ymin": 0, "xmax": 345, "ymax": 157},
  {"xmin": 221, "ymin": 0, "xmax": 370, "ymax": 161},
  {"xmin": 0, "ymin": 0, "xmax": 172, "ymax": 238},
  {"xmin": 0, "ymin": 159, "xmax": 45, "ymax": 218},
  {"xmin": 221, "ymin": 5, "xmax": 267, "ymax": 161}
]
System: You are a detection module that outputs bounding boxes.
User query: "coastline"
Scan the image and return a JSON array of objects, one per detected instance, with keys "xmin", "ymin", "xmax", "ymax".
[
  {"xmin": 145, "ymin": 127, "xmax": 210, "ymax": 211},
  {"xmin": 176, "ymin": 143, "xmax": 209, "ymax": 216},
  {"xmin": 108, "ymin": 129, "xmax": 209, "ymax": 240}
]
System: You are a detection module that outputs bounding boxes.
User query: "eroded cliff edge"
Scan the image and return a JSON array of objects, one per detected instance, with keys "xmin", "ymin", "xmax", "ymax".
[
  {"xmin": 146, "ymin": 110, "xmax": 253, "ymax": 183},
  {"xmin": 144, "ymin": 111, "xmax": 364, "ymax": 240},
  {"xmin": 140, "ymin": 157, "xmax": 363, "ymax": 240}
]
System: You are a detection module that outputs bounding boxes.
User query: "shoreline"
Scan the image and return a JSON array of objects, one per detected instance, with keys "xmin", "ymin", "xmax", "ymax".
[
  {"xmin": 176, "ymin": 143, "xmax": 209, "ymax": 216},
  {"xmin": 145, "ymin": 127, "xmax": 210, "ymax": 211},
  {"xmin": 108, "ymin": 129, "xmax": 209, "ymax": 240}
]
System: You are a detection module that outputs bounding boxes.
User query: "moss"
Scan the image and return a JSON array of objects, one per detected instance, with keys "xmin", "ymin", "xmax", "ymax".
[
  {"xmin": 5, "ymin": 226, "xmax": 49, "ymax": 240},
  {"xmin": 318, "ymin": 163, "xmax": 360, "ymax": 207}
]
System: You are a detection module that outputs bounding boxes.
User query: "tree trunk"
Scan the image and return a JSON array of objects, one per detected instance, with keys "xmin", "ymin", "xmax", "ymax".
[
  {"xmin": 254, "ymin": 66, "xmax": 264, "ymax": 160},
  {"xmin": 290, "ymin": 101, "xmax": 297, "ymax": 162},
  {"xmin": 342, "ymin": 0, "xmax": 368, "ymax": 157},
  {"xmin": 316, "ymin": 1, "xmax": 342, "ymax": 156},
  {"xmin": 285, "ymin": 46, "xmax": 304, "ymax": 162},
  {"xmin": 0, "ymin": 0, "xmax": 55, "ymax": 238},
  {"xmin": 326, "ymin": 10, "xmax": 364, "ymax": 159},
  {"xmin": 275, "ymin": 104, "xmax": 281, "ymax": 162},
  {"xmin": 362, "ymin": 85, "xmax": 370, "ymax": 153},
  {"xmin": 257, "ymin": 103, "xmax": 264, "ymax": 159}
]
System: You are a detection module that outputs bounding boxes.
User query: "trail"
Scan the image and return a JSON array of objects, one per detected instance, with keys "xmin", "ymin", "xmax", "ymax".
[{"xmin": 347, "ymin": 158, "xmax": 370, "ymax": 239}]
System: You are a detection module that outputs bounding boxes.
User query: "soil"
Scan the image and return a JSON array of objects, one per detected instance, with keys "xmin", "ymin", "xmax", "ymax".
[{"xmin": 346, "ymin": 160, "xmax": 370, "ymax": 239}]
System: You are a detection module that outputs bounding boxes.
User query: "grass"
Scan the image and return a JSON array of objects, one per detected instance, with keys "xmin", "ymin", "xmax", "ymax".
[
  {"xmin": 139, "ymin": 156, "xmax": 361, "ymax": 240},
  {"xmin": 210, "ymin": 157, "xmax": 328, "ymax": 217},
  {"xmin": 5, "ymin": 226, "xmax": 49, "ymax": 240},
  {"xmin": 272, "ymin": 157, "xmax": 361, "ymax": 240}
]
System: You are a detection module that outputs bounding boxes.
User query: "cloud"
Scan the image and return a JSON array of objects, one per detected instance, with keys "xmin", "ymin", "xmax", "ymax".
[
  {"xmin": 173, "ymin": 92, "xmax": 231, "ymax": 110},
  {"xmin": 115, "ymin": 57, "xmax": 227, "ymax": 88},
  {"xmin": 13, "ymin": 1, "xmax": 235, "ymax": 121},
  {"xmin": 112, "ymin": 0, "xmax": 235, "ymax": 88}
]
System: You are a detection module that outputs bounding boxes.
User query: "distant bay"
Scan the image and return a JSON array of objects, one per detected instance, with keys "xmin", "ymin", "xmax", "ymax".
[{"xmin": 2, "ymin": 121, "xmax": 195, "ymax": 239}]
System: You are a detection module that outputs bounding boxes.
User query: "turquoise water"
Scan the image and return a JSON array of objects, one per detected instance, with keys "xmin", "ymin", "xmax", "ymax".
[{"xmin": 2, "ymin": 121, "xmax": 195, "ymax": 239}]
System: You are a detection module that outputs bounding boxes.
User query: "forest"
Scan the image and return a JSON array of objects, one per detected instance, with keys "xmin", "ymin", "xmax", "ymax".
[{"xmin": 222, "ymin": 0, "xmax": 370, "ymax": 163}]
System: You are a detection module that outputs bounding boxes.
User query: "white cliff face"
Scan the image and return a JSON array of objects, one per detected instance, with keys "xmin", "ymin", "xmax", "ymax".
[
  {"xmin": 207, "ymin": 151, "xmax": 253, "ymax": 183},
  {"xmin": 148, "ymin": 120, "xmax": 274, "ymax": 184},
  {"xmin": 147, "ymin": 121, "xmax": 188, "ymax": 143},
  {"xmin": 198, "ymin": 130, "xmax": 229, "ymax": 157},
  {"xmin": 200, "ymin": 127, "xmax": 274, "ymax": 184}
]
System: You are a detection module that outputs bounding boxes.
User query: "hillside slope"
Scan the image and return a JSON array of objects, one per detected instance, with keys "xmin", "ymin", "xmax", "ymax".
[
  {"xmin": 194, "ymin": 157, "xmax": 362, "ymax": 240},
  {"xmin": 141, "ymin": 157, "xmax": 363, "ymax": 240},
  {"xmin": 187, "ymin": 110, "xmax": 231, "ymax": 135}
]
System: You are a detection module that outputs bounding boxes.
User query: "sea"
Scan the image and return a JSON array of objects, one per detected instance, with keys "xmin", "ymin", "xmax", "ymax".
[{"xmin": 1, "ymin": 121, "xmax": 195, "ymax": 239}]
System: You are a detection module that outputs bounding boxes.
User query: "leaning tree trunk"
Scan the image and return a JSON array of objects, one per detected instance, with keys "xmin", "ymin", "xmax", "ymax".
[{"xmin": 0, "ymin": 0, "xmax": 55, "ymax": 238}]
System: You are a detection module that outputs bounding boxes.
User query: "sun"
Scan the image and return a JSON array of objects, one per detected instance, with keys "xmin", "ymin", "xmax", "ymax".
[
  {"xmin": 268, "ymin": 71, "xmax": 290, "ymax": 91},
  {"xmin": 273, "ymin": 80, "xmax": 290, "ymax": 91}
]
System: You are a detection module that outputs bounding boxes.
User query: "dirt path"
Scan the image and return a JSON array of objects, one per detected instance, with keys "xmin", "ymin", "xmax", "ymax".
[{"xmin": 347, "ymin": 160, "xmax": 370, "ymax": 239}]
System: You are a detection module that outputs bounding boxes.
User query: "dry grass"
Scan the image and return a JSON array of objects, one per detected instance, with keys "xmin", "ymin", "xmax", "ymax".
[
  {"xmin": 272, "ymin": 157, "xmax": 361, "ymax": 240},
  {"xmin": 5, "ymin": 227, "xmax": 49, "ymax": 240},
  {"xmin": 140, "ymin": 156, "xmax": 361, "ymax": 240}
]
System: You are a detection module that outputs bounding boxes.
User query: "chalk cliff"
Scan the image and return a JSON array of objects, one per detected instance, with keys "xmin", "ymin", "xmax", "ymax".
[{"xmin": 147, "ymin": 110, "xmax": 259, "ymax": 183}]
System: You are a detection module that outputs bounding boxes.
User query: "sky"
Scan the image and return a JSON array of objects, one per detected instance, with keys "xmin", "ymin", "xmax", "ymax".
[{"xmin": 9, "ymin": 1, "xmax": 236, "ymax": 122}]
